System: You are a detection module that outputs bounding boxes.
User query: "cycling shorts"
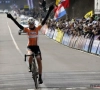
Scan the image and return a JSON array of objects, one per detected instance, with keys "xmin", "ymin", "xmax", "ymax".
[{"xmin": 27, "ymin": 45, "xmax": 42, "ymax": 60}]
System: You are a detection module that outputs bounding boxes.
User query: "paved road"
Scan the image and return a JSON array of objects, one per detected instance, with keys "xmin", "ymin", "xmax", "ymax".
[{"xmin": 0, "ymin": 14, "xmax": 100, "ymax": 90}]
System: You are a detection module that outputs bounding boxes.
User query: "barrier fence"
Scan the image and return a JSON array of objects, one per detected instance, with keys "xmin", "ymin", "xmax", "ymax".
[{"xmin": 41, "ymin": 25, "xmax": 100, "ymax": 56}]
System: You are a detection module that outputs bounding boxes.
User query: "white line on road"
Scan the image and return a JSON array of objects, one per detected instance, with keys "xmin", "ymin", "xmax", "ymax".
[
  {"xmin": 7, "ymin": 22, "xmax": 29, "ymax": 66},
  {"xmin": 7, "ymin": 22, "xmax": 24, "ymax": 57}
]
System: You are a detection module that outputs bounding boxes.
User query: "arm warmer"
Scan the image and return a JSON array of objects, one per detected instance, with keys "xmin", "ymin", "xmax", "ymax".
[
  {"xmin": 41, "ymin": 11, "xmax": 51, "ymax": 26},
  {"xmin": 10, "ymin": 17, "xmax": 24, "ymax": 30}
]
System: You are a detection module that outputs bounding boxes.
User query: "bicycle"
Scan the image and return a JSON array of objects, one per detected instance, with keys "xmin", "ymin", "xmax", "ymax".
[{"xmin": 25, "ymin": 53, "xmax": 39, "ymax": 89}]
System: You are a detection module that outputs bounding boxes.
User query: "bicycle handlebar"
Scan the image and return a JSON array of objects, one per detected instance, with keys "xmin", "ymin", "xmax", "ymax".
[
  {"xmin": 24, "ymin": 54, "xmax": 26, "ymax": 61},
  {"xmin": 24, "ymin": 54, "xmax": 35, "ymax": 61}
]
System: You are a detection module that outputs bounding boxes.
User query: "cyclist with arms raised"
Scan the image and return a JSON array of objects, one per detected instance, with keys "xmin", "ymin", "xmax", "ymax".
[{"xmin": 7, "ymin": 5, "xmax": 54, "ymax": 84}]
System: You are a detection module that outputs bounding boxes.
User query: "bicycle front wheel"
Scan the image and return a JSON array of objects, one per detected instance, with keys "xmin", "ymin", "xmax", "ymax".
[{"xmin": 33, "ymin": 74, "xmax": 38, "ymax": 89}]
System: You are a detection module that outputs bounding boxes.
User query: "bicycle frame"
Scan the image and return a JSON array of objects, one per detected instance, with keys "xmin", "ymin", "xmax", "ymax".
[{"xmin": 24, "ymin": 53, "xmax": 39, "ymax": 89}]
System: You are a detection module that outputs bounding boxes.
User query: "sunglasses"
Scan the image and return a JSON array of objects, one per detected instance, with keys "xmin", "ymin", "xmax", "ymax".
[{"xmin": 29, "ymin": 23, "xmax": 34, "ymax": 25}]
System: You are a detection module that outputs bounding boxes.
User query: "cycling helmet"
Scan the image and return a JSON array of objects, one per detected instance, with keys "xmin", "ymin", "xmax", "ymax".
[{"xmin": 28, "ymin": 17, "xmax": 35, "ymax": 24}]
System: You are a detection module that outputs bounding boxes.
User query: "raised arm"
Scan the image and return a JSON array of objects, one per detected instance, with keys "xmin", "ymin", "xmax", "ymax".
[
  {"xmin": 7, "ymin": 13, "xmax": 24, "ymax": 30},
  {"xmin": 41, "ymin": 5, "xmax": 54, "ymax": 26}
]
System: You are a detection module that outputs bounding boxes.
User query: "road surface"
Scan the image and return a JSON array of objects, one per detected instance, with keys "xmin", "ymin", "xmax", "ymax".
[{"xmin": 0, "ymin": 14, "xmax": 100, "ymax": 90}]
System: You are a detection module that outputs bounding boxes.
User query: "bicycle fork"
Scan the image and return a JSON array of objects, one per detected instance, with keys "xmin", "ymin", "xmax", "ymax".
[{"xmin": 32, "ymin": 59, "xmax": 38, "ymax": 77}]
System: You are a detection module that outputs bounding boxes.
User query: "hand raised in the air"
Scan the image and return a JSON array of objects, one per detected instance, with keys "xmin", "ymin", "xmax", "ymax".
[{"xmin": 7, "ymin": 13, "xmax": 13, "ymax": 19}]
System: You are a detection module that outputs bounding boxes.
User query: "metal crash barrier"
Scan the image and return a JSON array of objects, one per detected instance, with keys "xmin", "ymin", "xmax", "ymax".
[{"xmin": 40, "ymin": 24, "xmax": 100, "ymax": 56}]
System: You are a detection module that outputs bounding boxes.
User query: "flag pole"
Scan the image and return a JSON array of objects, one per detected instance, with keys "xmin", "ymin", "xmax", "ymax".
[{"xmin": 97, "ymin": 0, "xmax": 98, "ymax": 17}]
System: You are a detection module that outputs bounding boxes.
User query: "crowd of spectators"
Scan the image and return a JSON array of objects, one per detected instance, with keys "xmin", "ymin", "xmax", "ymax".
[
  {"xmin": 45, "ymin": 15, "xmax": 100, "ymax": 40},
  {"xmin": 19, "ymin": 8, "xmax": 100, "ymax": 41}
]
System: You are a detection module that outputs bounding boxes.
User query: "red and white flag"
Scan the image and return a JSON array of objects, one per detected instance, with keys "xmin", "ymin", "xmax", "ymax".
[
  {"xmin": 54, "ymin": 4, "xmax": 67, "ymax": 20},
  {"xmin": 60, "ymin": 0, "xmax": 69, "ymax": 8}
]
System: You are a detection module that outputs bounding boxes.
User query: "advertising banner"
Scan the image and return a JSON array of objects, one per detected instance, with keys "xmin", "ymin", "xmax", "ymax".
[
  {"xmin": 77, "ymin": 36, "xmax": 85, "ymax": 50},
  {"xmin": 72, "ymin": 36, "xmax": 79, "ymax": 48},
  {"xmin": 55, "ymin": 29, "xmax": 64, "ymax": 43},
  {"xmin": 53, "ymin": 29, "xmax": 58, "ymax": 40},
  {"xmin": 83, "ymin": 39, "xmax": 90, "ymax": 52},
  {"xmin": 91, "ymin": 40, "xmax": 100, "ymax": 54},
  {"xmin": 97, "ymin": 43, "xmax": 100, "ymax": 55},
  {"xmin": 69, "ymin": 36, "xmax": 75, "ymax": 48},
  {"xmin": 74, "ymin": 36, "xmax": 81, "ymax": 49},
  {"xmin": 63, "ymin": 34, "xmax": 72, "ymax": 46},
  {"xmin": 62, "ymin": 33, "xmax": 69, "ymax": 45},
  {"xmin": 41, "ymin": 25, "xmax": 48, "ymax": 35},
  {"xmin": 94, "ymin": 0, "xmax": 100, "ymax": 14},
  {"xmin": 49, "ymin": 29, "xmax": 55, "ymax": 39},
  {"xmin": 46, "ymin": 28, "xmax": 51, "ymax": 37}
]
